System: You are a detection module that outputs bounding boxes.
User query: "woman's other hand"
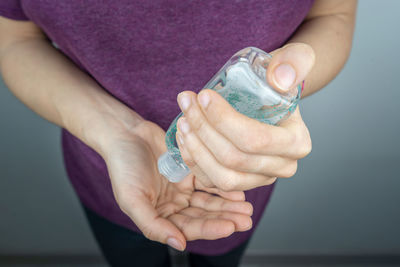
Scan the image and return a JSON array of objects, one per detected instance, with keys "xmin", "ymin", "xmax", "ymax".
[
  {"xmin": 101, "ymin": 120, "xmax": 253, "ymax": 251},
  {"xmin": 175, "ymin": 43, "xmax": 315, "ymax": 191}
]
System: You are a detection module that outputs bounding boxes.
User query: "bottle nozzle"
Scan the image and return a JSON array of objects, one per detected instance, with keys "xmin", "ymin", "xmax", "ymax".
[{"xmin": 158, "ymin": 152, "xmax": 190, "ymax": 183}]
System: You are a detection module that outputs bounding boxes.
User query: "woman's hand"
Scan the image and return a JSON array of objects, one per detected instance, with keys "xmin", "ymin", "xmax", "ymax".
[
  {"xmin": 175, "ymin": 43, "xmax": 315, "ymax": 191},
  {"xmin": 101, "ymin": 120, "xmax": 253, "ymax": 251}
]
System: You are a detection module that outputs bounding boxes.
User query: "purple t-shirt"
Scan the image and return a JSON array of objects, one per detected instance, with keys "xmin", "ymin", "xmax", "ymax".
[{"xmin": 1, "ymin": 0, "xmax": 313, "ymax": 255}]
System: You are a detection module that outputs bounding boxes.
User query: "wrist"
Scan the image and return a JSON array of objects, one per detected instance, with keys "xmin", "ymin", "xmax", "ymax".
[
  {"xmin": 60, "ymin": 89, "xmax": 145, "ymax": 157},
  {"xmin": 86, "ymin": 111, "xmax": 145, "ymax": 157}
]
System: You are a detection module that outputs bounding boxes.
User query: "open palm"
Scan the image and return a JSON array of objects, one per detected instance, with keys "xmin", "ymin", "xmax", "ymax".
[{"xmin": 103, "ymin": 120, "xmax": 253, "ymax": 251}]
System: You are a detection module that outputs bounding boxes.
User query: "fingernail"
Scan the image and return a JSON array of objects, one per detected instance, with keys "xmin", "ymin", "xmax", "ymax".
[
  {"xmin": 177, "ymin": 132, "xmax": 184, "ymax": 145},
  {"xmin": 178, "ymin": 117, "xmax": 190, "ymax": 134},
  {"xmin": 178, "ymin": 93, "xmax": 191, "ymax": 111},
  {"xmin": 273, "ymin": 63, "xmax": 296, "ymax": 90},
  {"xmin": 198, "ymin": 91, "xmax": 210, "ymax": 109},
  {"xmin": 167, "ymin": 237, "xmax": 183, "ymax": 251}
]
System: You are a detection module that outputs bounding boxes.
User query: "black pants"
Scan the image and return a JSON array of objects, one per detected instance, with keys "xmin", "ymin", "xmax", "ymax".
[{"xmin": 82, "ymin": 206, "xmax": 249, "ymax": 267}]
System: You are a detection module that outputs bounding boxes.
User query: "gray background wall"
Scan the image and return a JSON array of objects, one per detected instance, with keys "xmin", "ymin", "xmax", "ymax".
[{"xmin": 1, "ymin": 0, "xmax": 399, "ymax": 257}]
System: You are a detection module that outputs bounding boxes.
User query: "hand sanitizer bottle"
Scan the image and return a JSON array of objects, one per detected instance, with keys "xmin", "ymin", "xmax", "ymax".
[{"xmin": 158, "ymin": 47, "xmax": 302, "ymax": 183}]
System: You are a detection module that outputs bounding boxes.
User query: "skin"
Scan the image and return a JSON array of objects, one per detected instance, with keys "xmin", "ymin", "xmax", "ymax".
[
  {"xmin": 0, "ymin": 0, "xmax": 356, "ymax": 251},
  {"xmin": 175, "ymin": 0, "xmax": 357, "ymax": 191}
]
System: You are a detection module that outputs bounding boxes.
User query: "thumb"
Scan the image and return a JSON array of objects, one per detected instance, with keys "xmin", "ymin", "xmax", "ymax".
[
  {"xmin": 122, "ymin": 195, "xmax": 187, "ymax": 251},
  {"xmin": 267, "ymin": 43, "xmax": 315, "ymax": 93}
]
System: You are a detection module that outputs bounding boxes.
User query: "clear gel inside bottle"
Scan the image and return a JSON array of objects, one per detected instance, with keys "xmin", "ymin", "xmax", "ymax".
[{"xmin": 158, "ymin": 47, "xmax": 301, "ymax": 183}]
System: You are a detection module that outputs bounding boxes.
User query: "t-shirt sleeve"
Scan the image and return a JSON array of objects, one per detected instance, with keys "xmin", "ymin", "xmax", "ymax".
[{"xmin": 0, "ymin": 0, "xmax": 29, "ymax": 21}]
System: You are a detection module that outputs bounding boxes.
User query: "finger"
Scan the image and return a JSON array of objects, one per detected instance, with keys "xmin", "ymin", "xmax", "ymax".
[
  {"xmin": 277, "ymin": 107, "xmax": 312, "ymax": 158},
  {"xmin": 212, "ymin": 189, "xmax": 246, "ymax": 202},
  {"xmin": 176, "ymin": 116, "xmax": 276, "ymax": 191},
  {"xmin": 121, "ymin": 195, "xmax": 186, "ymax": 251},
  {"xmin": 178, "ymin": 91, "xmax": 253, "ymax": 170},
  {"xmin": 196, "ymin": 89, "xmax": 308, "ymax": 158},
  {"xmin": 176, "ymin": 130, "xmax": 214, "ymax": 188},
  {"xmin": 267, "ymin": 43, "xmax": 315, "ymax": 92},
  {"xmin": 168, "ymin": 213, "xmax": 235, "ymax": 241},
  {"xmin": 179, "ymin": 207, "xmax": 252, "ymax": 232},
  {"xmin": 190, "ymin": 191, "xmax": 253, "ymax": 216},
  {"xmin": 178, "ymin": 91, "xmax": 300, "ymax": 176},
  {"xmin": 194, "ymin": 178, "xmax": 246, "ymax": 201},
  {"xmin": 176, "ymin": 129, "xmax": 195, "ymax": 167}
]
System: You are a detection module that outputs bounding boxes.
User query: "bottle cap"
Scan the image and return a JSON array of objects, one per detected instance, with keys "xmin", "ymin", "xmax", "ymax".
[{"xmin": 158, "ymin": 152, "xmax": 190, "ymax": 183}]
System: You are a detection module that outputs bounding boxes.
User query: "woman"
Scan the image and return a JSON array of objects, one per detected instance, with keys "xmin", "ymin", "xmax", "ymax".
[{"xmin": 0, "ymin": 0, "xmax": 356, "ymax": 266}]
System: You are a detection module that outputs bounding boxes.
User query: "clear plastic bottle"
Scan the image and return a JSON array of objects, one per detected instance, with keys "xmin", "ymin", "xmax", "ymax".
[{"xmin": 158, "ymin": 47, "xmax": 301, "ymax": 183}]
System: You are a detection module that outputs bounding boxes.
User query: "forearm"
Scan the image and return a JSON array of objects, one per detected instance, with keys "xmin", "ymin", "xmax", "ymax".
[
  {"xmin": 0, "ymin": 36, "xmax": 143, "ymax": 155},
  {"xmin": 287, "ymin": 0, "xmax": 357, "ymax": 97}
]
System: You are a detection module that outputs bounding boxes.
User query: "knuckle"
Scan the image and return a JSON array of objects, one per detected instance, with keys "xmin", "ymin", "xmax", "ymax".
[
  {"xmin": 220, "ymin": 148, "xmax": 245, "ymax": 170},
  {"xmin": 201, "ymin": 178, "xmax": 214, "ymax": 188},
  {"xmin": 141, "ymin": 225, "xmax": 156, "ymax": 241},
  {"xmin": 215, "ymin": 175, "xmax": 237, "ymax": 191},
  {"xmin": 298, "ymin": 137, "xmax": 312, "ymax": 158},
  {"xmin": 180, "ymin": 216, "xmax": 192, "ymax": 232},
  {"xmin": 252, "ymin": 156, "xmax": 268, "ymax": 174},
  {"xmin": 279, "ymin": 161, "xmax": 298, "ymax": 178},
  {"xmin": 204, "ymin": 194, "xmax": 215, "ymax": 206},
  {"xmin": 264, "ymin": 177, "xmax": 278, "ymax": 185},
  {"xmin": 211, "ymin": 112, "xmax": 224, "ymax": 129},
  {"xmin": 197, "ymin": 174, "xmax": 214, "ymax": 188},
  {"xmin": 181, "ymin": 153, "xmax": 196, "ymax": 168},
  {"xmin": 190, "ymin": 110, "xmax": 206, "ymax": 133},
  {"xmin": 294, "ymin": 127, "xmax": 312, "ymax": 158},
  {"xmin": 184, "ymin": 143, "xmax": 203, "ymax": 167},
  {"xmin": 248, "ymin": 132, "xmax": 271, "ymax": 152}
]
